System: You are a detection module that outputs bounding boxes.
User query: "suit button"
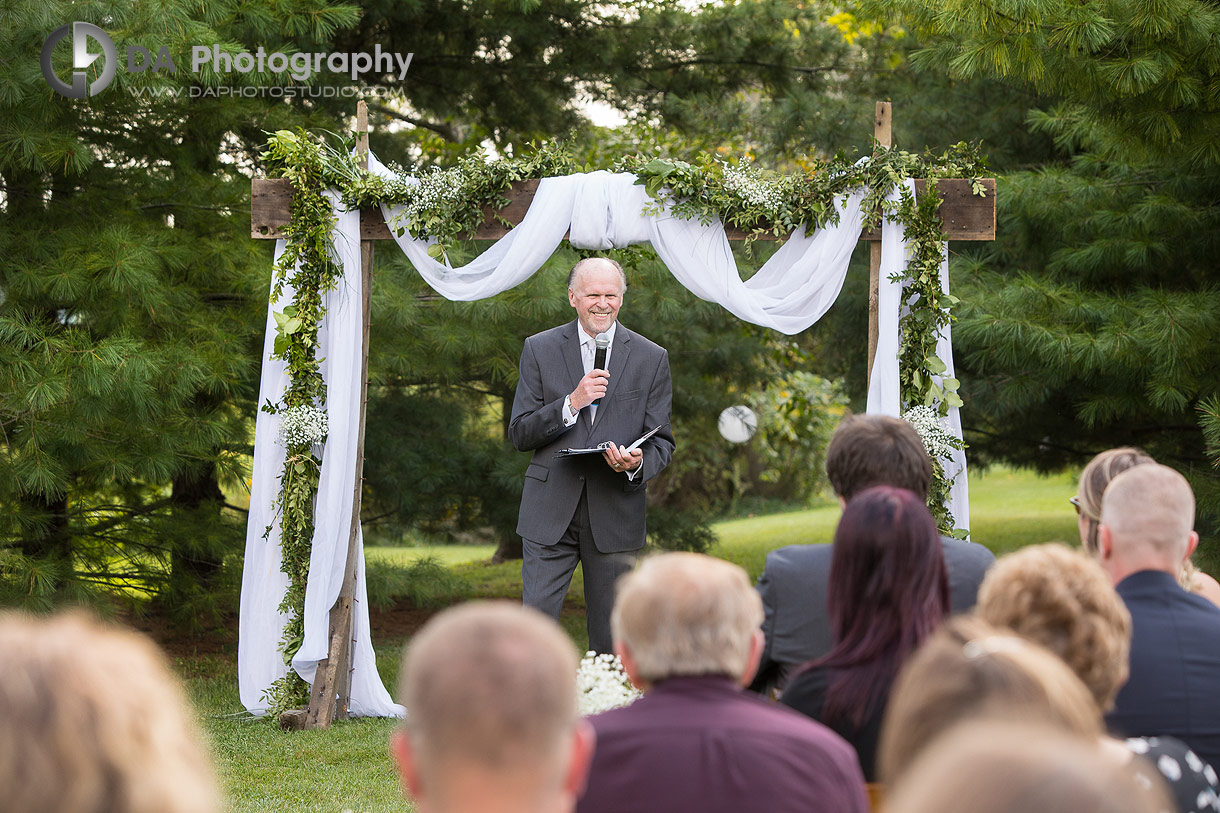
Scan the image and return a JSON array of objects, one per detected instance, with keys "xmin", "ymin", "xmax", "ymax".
[{"xmin": 579, "ymin": 476, "xmax": 585, "ymax": 482}]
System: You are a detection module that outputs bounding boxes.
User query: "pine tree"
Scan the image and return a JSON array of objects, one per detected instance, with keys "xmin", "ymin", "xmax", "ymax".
[
  {"xmin": 0, "ymin": 0, "xmax": 358, "ymax": 612},
  {"xmin": 859, "ymin": 0, "xmax": 1220, "ymax": 557}
]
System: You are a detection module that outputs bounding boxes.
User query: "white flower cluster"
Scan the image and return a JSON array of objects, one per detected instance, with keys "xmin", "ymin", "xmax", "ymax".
[
  {"xmin": 277, "ymin": 404, "xmax": 329, "ymax": 448},
  {"xmin": 576, "ymin": 651, "xmax": 641, "ymax": 716},
  {"xmin": 902, "ymin": 405, "xmax": 960, "ymax": 462},
  {"xmin": 720, "ymin": 163, "xmax": 786, "ymax": 215},
  {"xmin": 404, "ymin": 166, "xmax": 465, "ymax": 219}
]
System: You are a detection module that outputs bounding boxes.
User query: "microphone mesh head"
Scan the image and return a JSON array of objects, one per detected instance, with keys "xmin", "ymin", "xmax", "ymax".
[{"xmin": 595, "ymin": 332, "xmax": 611, "ymax": 348}]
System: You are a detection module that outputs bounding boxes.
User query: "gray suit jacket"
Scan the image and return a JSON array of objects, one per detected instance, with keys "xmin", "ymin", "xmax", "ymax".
[
  {"xmin": 509, "ymin": 320, "xmax": 674, "ymax": 553},
  {"xmin": 750, "ymin": 535, "xmax": 996, "ymax": 693}
]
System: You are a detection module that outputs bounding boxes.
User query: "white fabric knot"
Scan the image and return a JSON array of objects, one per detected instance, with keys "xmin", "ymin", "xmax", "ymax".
[{"xmin": 569, "ymin": 171, "xmax": 652, "ymax": 249}]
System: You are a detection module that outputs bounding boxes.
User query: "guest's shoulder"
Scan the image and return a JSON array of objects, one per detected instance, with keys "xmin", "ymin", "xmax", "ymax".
[
  {"xmin": 747, "ymin": 690, "xmax": 858, "ymax": 754},
  {"xmin": 764, "ymin": 543, "xmax": 834, "ymax": 574},
  {"xmin": 940, "ymin": 535, "xmax": 996, "ymax": 566}
]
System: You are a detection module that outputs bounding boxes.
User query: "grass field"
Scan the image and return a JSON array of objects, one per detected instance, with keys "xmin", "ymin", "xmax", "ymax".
[{"xmin": 196, "ymin": 465, "xmax": 1083, "ymax": 812}]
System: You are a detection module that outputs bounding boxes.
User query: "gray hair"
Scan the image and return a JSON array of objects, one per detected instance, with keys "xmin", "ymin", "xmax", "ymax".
[
  {"xmin": 568, "ymin": 257, "xmax": 626, "ymax": 292},
  {"xmin": 611, "ymin": 553, "xmax": 763, "ymax": 684}
]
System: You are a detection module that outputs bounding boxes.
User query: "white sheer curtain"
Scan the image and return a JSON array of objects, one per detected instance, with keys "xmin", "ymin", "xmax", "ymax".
[
  {"xmin": 239, "ymin": 192, "xmax": 402, "ymax": 718},
  {"xmin": 239, "ymin": 160, "xmax": 967, "ymax": 716},
  {"xmin": 864, "ymin": 178, "xmax": 970, "ymax": 534}
]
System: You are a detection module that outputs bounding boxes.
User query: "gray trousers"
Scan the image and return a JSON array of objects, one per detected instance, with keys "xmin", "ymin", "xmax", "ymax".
[{"xmin": 522, "ymin": 490, "xmax": 636, "ymax": 654}]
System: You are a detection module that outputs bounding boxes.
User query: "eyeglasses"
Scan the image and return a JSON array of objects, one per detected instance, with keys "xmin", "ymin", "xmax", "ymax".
[{"xmin": 1069, "ymin": 496, "xmax": 1081, "ymax": 515}]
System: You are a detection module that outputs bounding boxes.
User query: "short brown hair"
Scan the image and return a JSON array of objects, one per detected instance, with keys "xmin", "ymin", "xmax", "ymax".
[
  {"xmin": 826, "ymin": 414, "xmax": 932, "ymax": 500},
  {"xmin": 976, "ymin": 543, "xmax": 1131, "ymax": 711},
  {"xmin": 878, "ymin": 616, "xmax": 1103, "ymax": 784},
  {"xmin": 399, "ymin": 602, "xmax": 580, "ymax": 777},
  {"xmin": 0, "ymin": 612, "xmax": 219, "ymax": 813}
]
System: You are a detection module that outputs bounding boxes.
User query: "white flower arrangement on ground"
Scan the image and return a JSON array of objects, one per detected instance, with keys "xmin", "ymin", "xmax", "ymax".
[
  {"xmin": 901, "ymin": 405, "xmax": 963, "ymax": 462},
  {"xmin": 577, "ymin": 651, "xmax": 641, "ymax": 716},
  {"xmin": 277, "ymin": 404, "xmax": 329, "ymax": 448}
]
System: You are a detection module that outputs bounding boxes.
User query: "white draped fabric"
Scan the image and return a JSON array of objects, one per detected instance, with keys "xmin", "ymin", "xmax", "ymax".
[
  {"xmin": 238, "ymin": 158, "xmax": 968, "ymax": 716},
  {"xmin": 239, "ymin": 192, "xmax": 402, "ymax": 718}
]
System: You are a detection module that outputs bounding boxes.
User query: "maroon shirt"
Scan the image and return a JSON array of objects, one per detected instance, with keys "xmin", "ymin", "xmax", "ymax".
[{"xmin": 578, "ymin": 675, "xmax": 868, "ymax": 813}]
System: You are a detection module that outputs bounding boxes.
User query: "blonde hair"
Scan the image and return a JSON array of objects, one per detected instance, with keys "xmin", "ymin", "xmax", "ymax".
[
  {"xmin": 611, "ymin": 553, "xmax": 763, "ymax": 684},
  {"xmin": 1076, "ymin": 447, "xmax": 1154, "ymax": 555},
  {"xmin": 886, "ymin": 720, "xmax": 1170, "ymax": 813},
  {"xmin": 0, "ymin": 612, "xmax": 219, "ymax": 813},
  {"xmin": 1101, "ymin": 464, "xmax": 1196, "ymax": 562},
  {"xmin": 399, "ymin": 602, "xmax": 579, "ymax": 778},
  {"xmin": 976, "ymin": 543, "xmax": 1131, "ymax": 710},
  {"xmin": 878, "ymin": 616, "xmax": 1103, "ymax": 784}
]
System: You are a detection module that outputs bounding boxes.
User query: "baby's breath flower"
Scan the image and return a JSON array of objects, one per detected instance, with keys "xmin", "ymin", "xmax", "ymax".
[
  {"xmin": 277, "ymin": 404, "xmax": 329, "ymax": 448},
  {"xmin": 577, "ymin": 651, "xmax": 641, "ymax": 716},
  {"xmin": 902, "ymin": 405, "xmax": 962, "ymax": 462}
]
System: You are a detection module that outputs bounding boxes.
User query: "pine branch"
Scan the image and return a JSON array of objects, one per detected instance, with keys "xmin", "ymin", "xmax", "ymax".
[{"xmin": 367, "ymin": 103, "xmax": 461, "ymax": 142}]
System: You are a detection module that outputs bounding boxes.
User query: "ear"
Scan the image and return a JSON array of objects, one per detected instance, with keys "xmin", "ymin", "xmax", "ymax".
[
  {"xmin": 1098, "ymin": 523, "xmax": 1115, "ymax": 562},
  {"xmin": 614, "ymin": 641, "xmax": 646, "ymax": 691},
  {"xmin": 1185, "ymin": 531, "xmax": 1199, "ymax": 561},
  {"xmin": 738, "ymin": 629, "xmax": 765, "ymax": 688},
  {"xmin": 390, "ymin": 729, "xmax": 425, "ymax": 802},
  {"xmin": 568, "ymin": 287, "xmax": 578, "ymax": 308},
  {"xmin": 563, "ymin": 719, "xmax": 597, "ymax": 800}
]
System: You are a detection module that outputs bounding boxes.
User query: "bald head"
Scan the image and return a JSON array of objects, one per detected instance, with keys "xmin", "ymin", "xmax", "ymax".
[
  {"xmin": 396, "ymin": 602, "xmax": 584, "ymax": 804},
  {"xmin": 1099, "ymin": 464, "xmax": 1196, "ymax": 577},
  {"xmin": 567, "ymin": 257, "xmax": 626, "ymax": 292},
  {"xmin": 612, "ymin": 553, "xmax": 763, "ymax": 686}
]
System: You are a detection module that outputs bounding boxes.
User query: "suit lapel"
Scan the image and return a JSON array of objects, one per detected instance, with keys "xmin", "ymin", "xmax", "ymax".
[
  {"xmin": 560, "ymin": 321, "xmax": 593, "ymax": 438},
  {"xmin": 592, "ymin": 324, "xmax": 632, "ymax": 431},
  {"xmin": 561, "ymin": 320, "xmax": 584, "ymax": 395}
]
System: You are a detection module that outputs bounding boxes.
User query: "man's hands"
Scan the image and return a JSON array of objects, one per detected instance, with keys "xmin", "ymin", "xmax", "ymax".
[
  {"xmin": 603, "ymin": 444, "xmax": 643, "ymax": 474},
  {"xmin": 571, "ymin": 370, "xmax": 641, "ymax": 474},
  {"xmin": 570, "ymin": 369, "xmax": 609, "ymax": 411}
]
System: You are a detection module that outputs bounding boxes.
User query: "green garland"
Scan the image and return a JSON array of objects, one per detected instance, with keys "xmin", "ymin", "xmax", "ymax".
[
  {"xmin": 258, "ymin": 130, "xmax": 351, "ymax": 717},
  {"xmin": 258, "ymin": 132, "xmax": 985, "ymax": 714}
]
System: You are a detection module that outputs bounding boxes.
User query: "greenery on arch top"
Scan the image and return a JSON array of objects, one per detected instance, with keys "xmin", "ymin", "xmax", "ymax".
[{"xmin": 256, "ymin": 129, "xmax": 986, "ymax": 712}]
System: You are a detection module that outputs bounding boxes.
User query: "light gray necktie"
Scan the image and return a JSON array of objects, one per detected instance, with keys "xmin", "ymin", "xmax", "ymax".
[{"xmin": 583, "ymin": 340, "xmax": 598, "ymax": 425}]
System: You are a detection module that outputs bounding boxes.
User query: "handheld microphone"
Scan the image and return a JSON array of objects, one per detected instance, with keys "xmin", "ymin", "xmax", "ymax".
[{"xmin": 592, "ymin": 332, "xmax": 610, "ymax": 406}]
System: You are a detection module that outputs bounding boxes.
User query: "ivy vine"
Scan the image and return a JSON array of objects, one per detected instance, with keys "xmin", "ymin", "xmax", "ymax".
[{"xmin": 258, "ymin": 131, "xmax": 986, "ymax": 714}]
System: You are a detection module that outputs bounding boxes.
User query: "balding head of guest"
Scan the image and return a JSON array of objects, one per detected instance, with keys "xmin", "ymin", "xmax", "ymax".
[{"xmin": 1097, "ymin": 463, "xmax": 1198, "ymax": 585}]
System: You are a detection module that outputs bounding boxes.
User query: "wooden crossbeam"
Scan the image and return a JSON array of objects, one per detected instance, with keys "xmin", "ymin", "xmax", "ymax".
[{"xmin": 250, "ymin": 176, "xmax": 996, "ymax": 242}]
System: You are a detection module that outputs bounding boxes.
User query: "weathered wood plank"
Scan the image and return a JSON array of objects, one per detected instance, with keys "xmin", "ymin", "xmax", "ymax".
[{"xmin": 251, "ymin": 177, "xmax": 998, "ymax": 242}]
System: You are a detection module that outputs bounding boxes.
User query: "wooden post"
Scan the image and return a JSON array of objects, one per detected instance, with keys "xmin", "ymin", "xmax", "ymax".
[
  {"xmin": 866, "ymin": 101, "xmax": 892, "ymax": 392},
  {"xmin": 303, "ymin": 101, "xmax": 374, "ymax": 729}
]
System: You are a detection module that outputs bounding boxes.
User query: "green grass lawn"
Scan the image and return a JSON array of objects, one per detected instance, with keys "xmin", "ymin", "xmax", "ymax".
[{"xmin": 200, "ymin": 465, "xmax": 1082, "ymax": 812}]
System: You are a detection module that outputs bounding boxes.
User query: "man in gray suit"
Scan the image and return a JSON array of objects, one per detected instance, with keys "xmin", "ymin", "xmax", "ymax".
[
  {"xmin": 510, "ymin": 257, "xmax": 675, "ymax": 653},
  {"xmin": 750, "ymin": 414, "xmax": 995, "ymax": 694}
]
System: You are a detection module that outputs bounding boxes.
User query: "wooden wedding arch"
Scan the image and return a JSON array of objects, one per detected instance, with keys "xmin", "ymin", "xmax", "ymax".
[{"xmin": 249, "ymin": 100, "xmax": 996, "ymax": 729}]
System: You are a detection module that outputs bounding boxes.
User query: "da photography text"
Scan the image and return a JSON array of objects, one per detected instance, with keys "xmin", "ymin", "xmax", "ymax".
[{"xmin": 41, "ymin": 21, "xmax": 412, "ymax": 99}]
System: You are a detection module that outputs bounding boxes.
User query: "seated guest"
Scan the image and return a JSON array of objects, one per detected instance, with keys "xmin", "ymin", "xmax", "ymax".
[
  {"xmin": 1074, "ymin": 447, "xmax": 1220, "ymax": 607},
  {"xmin": 780, "ymin": 486, "xmax": 949, "ymax": 781},
  {"xmin": 886, "ymin": 721, "xmax": 1171, "ymax": 813},
  {"xmin": 878, "ymin": 616, "xmax": 1106, "ymax": 784},
  {"xmin": 752, "ymin": 414, "xmax": 994, "ymax": 694},
  {"xmin": 392, "ymin": 602, "xmax": 594, "ymax": 813},
  {"xmin": 977, "ymin": 543, "xmax": 1220, "ymax": 812},
  {"xmin": 578, "ymin": 553, "xmax": 868, "ymax": 813},
  {"xmin": 0, "ymin": 611, "xmax": 219, "ymax": 813},
  {"xmin": 1095, "ymin": 464, "xmax": 1220, "ymax": 770}
]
